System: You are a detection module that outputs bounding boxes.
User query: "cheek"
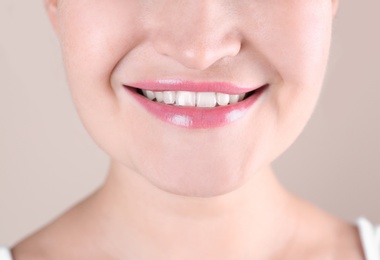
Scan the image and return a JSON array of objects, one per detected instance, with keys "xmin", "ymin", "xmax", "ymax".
[
  {"xmin": 242, "ymin": 1, "xmax": 333, "ymax": 158},
  {"xmin": 275, "ymin": 5, "xmax": 332, "ymax": 137},
  {"xmin": 58, "ymin": 1, "xmax": 142, "ymax": 102},
  {"xmin": 57, "ymin": 1, "xmax": 144, "ymax": 150},
  {"xmin": 249, "ymin": 1, "xmax": 333, "ymax": 86}
]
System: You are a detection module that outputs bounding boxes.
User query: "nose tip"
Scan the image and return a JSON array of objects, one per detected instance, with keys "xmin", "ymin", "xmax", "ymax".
[
  {"xmin": 153, "ymin": 34, "xmax": 241, "ymax": 70},
  {"xmin": 150, "ymin": 1, "xmax": 242, "ymax": 71}
]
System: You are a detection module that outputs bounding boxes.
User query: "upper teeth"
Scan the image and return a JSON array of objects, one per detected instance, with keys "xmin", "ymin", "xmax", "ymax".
[{"xmin": 142, "ymin": 90, "xmax": 246, "ymax": 107}]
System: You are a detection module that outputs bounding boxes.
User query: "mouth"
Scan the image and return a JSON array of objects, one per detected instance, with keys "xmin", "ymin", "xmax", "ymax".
[
  {"xmin": 134, "ymin": 88, "xmax": 258, "ymax": 108},
  {"xmin": 123, "ymin": 81, "xmax": 268, "ymax": 129}
]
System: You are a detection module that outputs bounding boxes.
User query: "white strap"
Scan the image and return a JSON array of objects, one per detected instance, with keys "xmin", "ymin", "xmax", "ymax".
[
  {"xmin": 0, "ymin": 247, "xmax": 13, "ymax": 260},
  {"xmin": 357, "ymin": 217, "xmax": 380, "ymax": 260}
]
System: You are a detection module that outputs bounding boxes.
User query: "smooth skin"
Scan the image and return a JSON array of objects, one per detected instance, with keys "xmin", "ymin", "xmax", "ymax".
[{"xmin": 12, "ymin": 0, "xmax": 365, "ymax": 259}]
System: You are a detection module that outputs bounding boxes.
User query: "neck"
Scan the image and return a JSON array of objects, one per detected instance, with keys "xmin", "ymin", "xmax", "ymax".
[{"xmin": 88, "ymin": 160, "xmax": 299, "ymax": 259}]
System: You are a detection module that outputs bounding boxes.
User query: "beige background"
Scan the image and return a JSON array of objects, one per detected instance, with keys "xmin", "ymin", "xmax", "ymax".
[{"xmin": 1, "ymin": 0, "xmax": 379, "ymax": 246}]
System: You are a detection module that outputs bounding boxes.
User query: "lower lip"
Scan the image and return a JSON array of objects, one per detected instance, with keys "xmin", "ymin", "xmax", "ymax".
[{"xmin": 124, "ymin": 86, "xmax": 267, "ymax": 129}]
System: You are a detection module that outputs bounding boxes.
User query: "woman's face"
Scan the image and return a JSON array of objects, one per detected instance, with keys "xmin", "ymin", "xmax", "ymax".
[{"xmin": 47, "ymin": 0, "xmax": 337, "ymax": 197}]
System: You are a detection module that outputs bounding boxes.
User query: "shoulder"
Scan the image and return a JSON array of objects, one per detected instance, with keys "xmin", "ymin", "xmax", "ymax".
[
  {"xmin": 10, "ymin": 200, "xmax": 103, "ymax": 260},
  {"xmin": 290, "ymin": 200, "xmax": 366, "ymax": 260},
  {"xmin": 316, "ymin": 218, "xmax": 366, "ymax": 260}
]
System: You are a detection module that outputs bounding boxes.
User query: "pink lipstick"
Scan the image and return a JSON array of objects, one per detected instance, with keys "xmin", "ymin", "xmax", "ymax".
[{"xmin": 124, "ymin": 80, "xmax": 267, "ymax": 129}]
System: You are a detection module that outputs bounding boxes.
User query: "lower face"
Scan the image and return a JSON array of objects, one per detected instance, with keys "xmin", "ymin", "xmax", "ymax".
[{"xmin": 56, "ymin": 0, "xmax": 334, "ymax": 197}]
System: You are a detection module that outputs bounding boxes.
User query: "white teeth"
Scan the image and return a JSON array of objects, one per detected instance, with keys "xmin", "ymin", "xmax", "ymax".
[
  {"xmin": 142, "ymin": 90, "xmax": 155, "ymax": 100},
  {"xmin": 163, "ymin": 91, "xmax": 176, "ymax": 104},
  {"xmin": 229, "ymin": 94, "xmax": 239, "ymax": 104},
  {"xmin": 216, "ymin": 93, "xmax": 230, "ymax": 106},
  {"xmin": 155, "ymin": 92, "xmax": 164, "ymax": 103},
  {"xmin": 197, "ymin": 92, "xmax": 217, "ymax": 108},
  {"xmin": 176, "ymin": 91, "xmax": 196, "ymax": 106},
  {"xmin": 141, "ymin": 90, "xmax": 247, "ymax": 107}
]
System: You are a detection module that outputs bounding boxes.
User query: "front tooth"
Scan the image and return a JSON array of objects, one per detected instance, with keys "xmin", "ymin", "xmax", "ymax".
[
  {"xmin": 229, "ymin": 94, "xmax": 239, "ymax": 104},
  {"xmin": 143, "ymin": 90, "xmax": 155, "ymax": 100},
  {"xmin": 197, "ymin": 92, "xmax": 216, "ymax": 108},
  {"xmin": 163, "ymin": 91, "xmax": 176, "ymax": 104},
  {"xmin": 216, "ymin": 93, "xmax": 230, "ymax": 106},
  {"xmin": 155, "ymin": 92, "xmax": 164, "ymax": 102},
  {"xmin": 176, "ymin": 91, "xmax": 196, "ymax": 106}
]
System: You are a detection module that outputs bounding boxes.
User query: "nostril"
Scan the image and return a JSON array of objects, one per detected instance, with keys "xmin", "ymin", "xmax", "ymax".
[
  {"xmin": 153, "ymin": 43, "xmax": 241, "ymax": 71},
  {"xmin": 151, "ymin": 28, "xmax": 242, "ymax": 70}
]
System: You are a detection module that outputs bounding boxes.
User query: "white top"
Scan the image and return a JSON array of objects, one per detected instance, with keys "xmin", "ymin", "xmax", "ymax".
[
  {"xmin": 1, "ymin": 217, "xmax": 379, "ymax": 260},
  {"xmin": 0, "ymin": 247, "xmax": 12, "ymax": 260},
  {"xmin": 357, "ymin": 217, "xmax": 380, "ymax": 260}
]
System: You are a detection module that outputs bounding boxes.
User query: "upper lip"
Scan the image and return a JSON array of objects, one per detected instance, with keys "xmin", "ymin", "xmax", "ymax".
[{"xmin": 124, "ymin": 79, "xmax": 265, "ymax": 95}]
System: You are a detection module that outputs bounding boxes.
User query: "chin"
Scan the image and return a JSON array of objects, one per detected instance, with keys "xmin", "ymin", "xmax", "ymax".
[
  {"xmin": 138, "ymin": 160, "xmax": 256, "ymax": 198},
  {"xmin": 151, "ymin": 177, "xmax": 246, "ymax": 198}
]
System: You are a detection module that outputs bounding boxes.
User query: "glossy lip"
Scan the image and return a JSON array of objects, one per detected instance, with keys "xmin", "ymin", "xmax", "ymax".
[
  {"xmin": 128, "ymin": 79, "xmax": 259, "ymax": 94},
  {"xmin": 123, "ymin": 81, "xmax": 268, "ymax": 129}
]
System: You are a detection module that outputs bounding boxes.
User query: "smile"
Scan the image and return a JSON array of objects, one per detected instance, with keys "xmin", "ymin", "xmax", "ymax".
[
  {"xmin": 123, "ymin": 80, "xmax": 268, "ymax": 129},
  {"xmin": 138, "ymin": 90, "xmax": 251, "ymax": 107}
]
